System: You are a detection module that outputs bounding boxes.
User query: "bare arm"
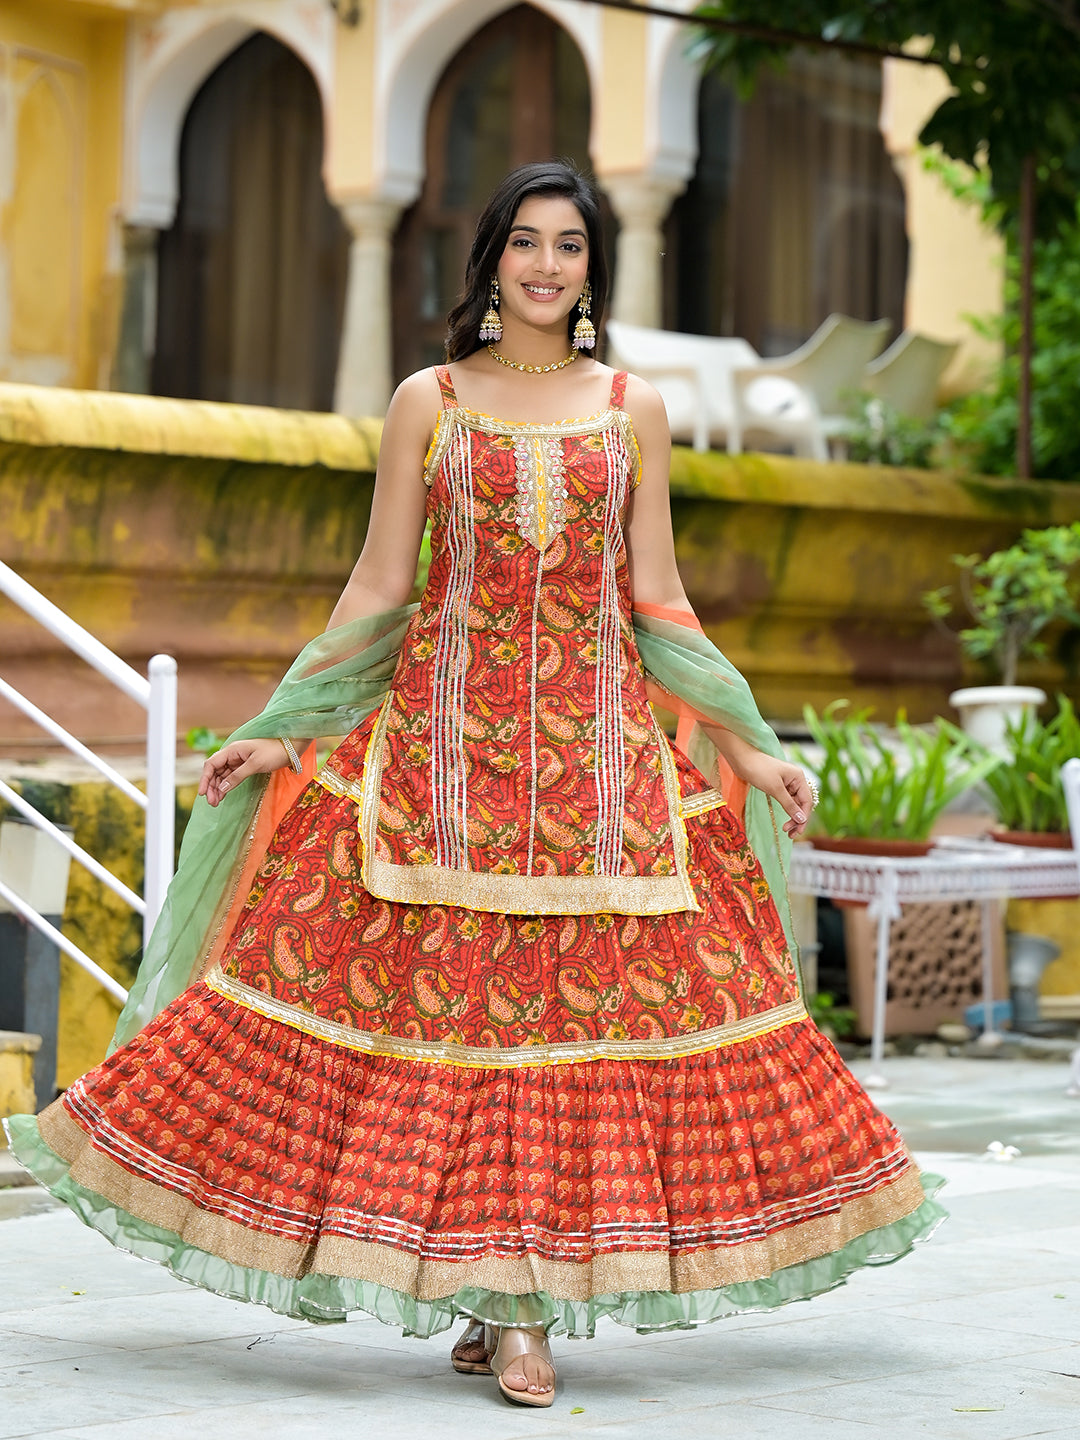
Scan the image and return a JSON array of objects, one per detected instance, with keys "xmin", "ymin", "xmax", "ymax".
[
  {"xmin": 325, "ymin": 369, "xmax": 438, "ymax": 629},
  {"xmin": 622, "ymin": 376, "xmax": 694, "ymax": 618},
  {"xmin": 623, "ymin": 375, "xmax": 812, "ymax": 837}
]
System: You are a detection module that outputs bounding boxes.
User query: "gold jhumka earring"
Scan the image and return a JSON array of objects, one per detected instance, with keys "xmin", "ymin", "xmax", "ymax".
[
  {"xmin": 478, "ymin": 276, "xmax": 503, "ymax": 343},
  {"xmin": 573, "ymin": 278, "xmax": 596, "ymax": 351}
]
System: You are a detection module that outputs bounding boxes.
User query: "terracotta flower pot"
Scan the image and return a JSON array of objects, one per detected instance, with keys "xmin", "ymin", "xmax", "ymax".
[
  {"xmin": 990, "ymin": 830, "xmax": 1071, "ymax": 849},
  {"xmin": 808, "ymin": 836, "xmax": 933, "ymax": 858}
]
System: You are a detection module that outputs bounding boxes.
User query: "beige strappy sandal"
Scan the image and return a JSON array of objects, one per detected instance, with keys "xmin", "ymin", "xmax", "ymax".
[
  {"xmin": 450, "ymin": 1317, "xmax": 492, "ymax": 1375},
  {"xmin": 487, "ymin": 1324, "xmax": 556, "ymax": 1408}
]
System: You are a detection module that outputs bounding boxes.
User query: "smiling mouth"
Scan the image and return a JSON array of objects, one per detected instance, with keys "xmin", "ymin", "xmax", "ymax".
[{"xmin": 522, "ymin": 284, "xmax": 563, "ymax": 298}]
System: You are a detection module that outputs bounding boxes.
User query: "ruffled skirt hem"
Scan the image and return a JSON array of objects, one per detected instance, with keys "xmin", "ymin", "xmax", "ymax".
[{"xmin": 5, "ymin": 1113, "xmax": 945, "ymax": 1338}]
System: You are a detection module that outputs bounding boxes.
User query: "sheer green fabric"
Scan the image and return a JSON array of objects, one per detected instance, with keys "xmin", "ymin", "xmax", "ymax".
[
  {"xmin": 114, "ymin": 604, "xmax": 801, "ymax": 1047},
  {"xmin": 633, "ymin": 611, "xmax": 799, "ymax": 968},
  {"xmin": 5, "ymin": 1114, "xmax": 946, "ymax": 1338},
  {"xmin": 113, "ymin": 605, "xmax": 415, "ymax": 1047}
]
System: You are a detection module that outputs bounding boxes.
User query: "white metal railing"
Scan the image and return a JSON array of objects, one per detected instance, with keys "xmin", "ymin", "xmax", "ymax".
[{"xmin": 0, "ymin": 559, "xmax": 177, "ymax": 1004}]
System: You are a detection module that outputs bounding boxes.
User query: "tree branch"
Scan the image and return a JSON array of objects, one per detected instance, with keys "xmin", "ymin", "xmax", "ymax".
[{"xmin": 566, "ymin": 0, "xmax": 950, "ymax": 65}]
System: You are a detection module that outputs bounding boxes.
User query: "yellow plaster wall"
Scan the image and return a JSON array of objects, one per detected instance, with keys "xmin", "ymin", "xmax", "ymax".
[
  {"xmin": 0, "ymin": 0, "xmax": 125, "ymax": 391},
  {"xmin": 881, "ymin": 57, "xmax": 1003, "ymax": 393},
  {"xmin": 594, "ymin": 5, "xmax": 648, "ymax": 174},
  {"xmin": 326, "ymin": 1, "xmax": 377, "ymax": 200},
  {"xmin": 0, "ymin": 1035, "xmax": 39, "ymax": 1134},
  {"xmin": 1007, "ymin": 899, "xmax": 1080, "ymax": 1020}
]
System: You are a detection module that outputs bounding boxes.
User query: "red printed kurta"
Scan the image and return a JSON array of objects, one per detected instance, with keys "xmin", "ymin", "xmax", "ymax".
[{"xmin": 352, "ymin": 367, "xmax": 708, "ymax": 915}]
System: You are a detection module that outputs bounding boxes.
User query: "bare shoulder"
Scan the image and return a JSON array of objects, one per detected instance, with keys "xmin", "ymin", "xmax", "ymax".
[
  {"xmin": 383, "ymin": 367, "xmax": 443, "ymax": 445},
  {"xmin": 390, "ymin": 366, "xmax": 443, "ymax": 416},
  {"xmin": 620, "ymin": 371, "xmax": 667, "ymax": 423},
  {"xmin": 620, "ymin": 371, "xmax": 670, "ymax": 459}
]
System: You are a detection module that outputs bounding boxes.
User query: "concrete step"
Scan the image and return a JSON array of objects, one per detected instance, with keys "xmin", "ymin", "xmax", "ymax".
[
  {"xmin": 0, "ymin": 1185, "xmax": 60, "ymax": 1220},
  {"xmin": 0, "ymin": 1145, "xmax": 61, "ymax": 1219},
  {"xmin": 0, "ymin": 1147, "xmax": 35, "ymax": 1187}
]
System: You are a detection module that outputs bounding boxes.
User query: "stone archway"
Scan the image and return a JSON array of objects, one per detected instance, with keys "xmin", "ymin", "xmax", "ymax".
[
  {"xmin": 375, "ymin": 0, "xmax": 600, "ymax": 207},
  {"xmin": 389, "ymin": 4, "xmax": 594, "ymax": 380},
  {"xmin": 665, "ymin": 51, "xmax": 908, "ymax": 353},
  {"xmin": 151, "ymin": 32, "xmax": 349, "ymax": 410}
]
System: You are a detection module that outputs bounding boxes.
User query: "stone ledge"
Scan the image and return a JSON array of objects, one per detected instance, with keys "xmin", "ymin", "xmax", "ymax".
[
  {"xmin": 0, "ymin": 1030, "xmax": 41, "ymax": 1054},
  {"xmin": 0, "ymin": 381, "xmax": 382, "ymax": 472},
  {"xmin": 669, "ymin": 446, "xmax": 1080, "ymax": 521},
  {"xmin": 0, "ymin": 1149, "xmax": 35, "ymax": 1188}
]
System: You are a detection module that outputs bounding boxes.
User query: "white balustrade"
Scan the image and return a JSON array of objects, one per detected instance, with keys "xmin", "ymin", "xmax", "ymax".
[{"xmin": 0, "ymin": 559, "xmax": 178, "ymax": 1003}]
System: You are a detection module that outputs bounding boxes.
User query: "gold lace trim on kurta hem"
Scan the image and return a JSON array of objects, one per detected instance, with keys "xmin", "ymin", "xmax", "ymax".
[
  {"xmin": 352, "ymin": 694, "xmax": 702, "ymax": 918},
  {"xmin": 204, "ymin": 967, "xmax": 808, "ymax": 1066},
  {"xmin": 37, "ymin": 1104, "xmax": 928, "ymax": 1300}
]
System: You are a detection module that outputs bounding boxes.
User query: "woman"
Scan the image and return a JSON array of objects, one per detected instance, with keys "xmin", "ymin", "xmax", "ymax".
[{"xmin": 7, "ymin": 162, "xmax": 943, "ymax": 1410}]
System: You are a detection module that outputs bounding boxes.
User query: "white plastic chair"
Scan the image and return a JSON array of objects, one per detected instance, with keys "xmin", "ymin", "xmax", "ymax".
[
  {"xmin": 729, "ymin": 314, "xmax": 891, "ymax": 460},
  {"xmin": 864, "ymin": 332, "xmax": 959, "ymax": 421},
  {"xmin": 606, "ymin": 321, "xmax": 759, "ymax": 453}
]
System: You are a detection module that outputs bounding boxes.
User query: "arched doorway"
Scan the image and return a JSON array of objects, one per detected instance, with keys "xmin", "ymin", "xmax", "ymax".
[
  {"xmin": 665, "ymin": 52, "xmax": 908, "ymax": 355},
  {"xmin": 152, "ymin": 32, "xmax": 349, "ymax": 410},
  {"xmin": 392, "ymin": 4, "xmax": 592, "ymax": 379}
]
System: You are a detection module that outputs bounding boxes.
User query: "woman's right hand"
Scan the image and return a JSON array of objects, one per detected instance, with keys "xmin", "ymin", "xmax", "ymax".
[{"xmin": 198, "ymin": 738, "xmax": 293, "ymax": 808}]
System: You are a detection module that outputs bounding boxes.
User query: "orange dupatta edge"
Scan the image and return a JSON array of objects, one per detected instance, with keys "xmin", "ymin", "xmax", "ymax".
[
  {"xmin": 197, "ymin": 742, "xmax": 318, "ymax": 981},
  {"xmin": 633, "ymin": 602, "xmax": 751, "ymax": 824}
]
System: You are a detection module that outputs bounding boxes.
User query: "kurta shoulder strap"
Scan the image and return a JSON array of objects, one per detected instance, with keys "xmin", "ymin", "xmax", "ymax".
[
  {"xmin": 434, "ymin": 365, "xmax": 459, "ymax": 410},
  {"xmin": 609, "ymin": 370, "xmax": 629, "ymax": 410}
]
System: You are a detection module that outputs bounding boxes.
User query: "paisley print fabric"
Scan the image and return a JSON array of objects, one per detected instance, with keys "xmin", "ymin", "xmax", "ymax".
[
  {"xmin": 21, "ymin": 369, "xmax": 942, "ymax": 1332},
  {"xmin": 46, "ymin": 996, "xmax": 924, "ymax": 1309},
  {"xmin": 364, "ymin": 369, "xmax": 699, "ymax": 916},
  {"xmin": 211, "ymin": 714, "xmax": 796, "ymax": 1062}
]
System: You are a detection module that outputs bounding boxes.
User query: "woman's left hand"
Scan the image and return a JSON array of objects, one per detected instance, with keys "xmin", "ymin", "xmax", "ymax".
[{"xmin": 736, "ymin": 753, "xmax": 815, "ymax": 838}]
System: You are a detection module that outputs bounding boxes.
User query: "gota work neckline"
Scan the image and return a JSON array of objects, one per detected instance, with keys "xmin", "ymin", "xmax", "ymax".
[{"xmin": 423, "ymin": 403, "xmax": 642, "ymax": 489}]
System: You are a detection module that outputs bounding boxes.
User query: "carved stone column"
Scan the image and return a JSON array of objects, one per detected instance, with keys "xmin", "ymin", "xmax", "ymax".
[
  {"xmin": 334, "ymin": 197, "xmax": 404, "ymax": 418},
  {"xmin": 602, "ymin": 173, "xmax": 685, "ymax": 330},
  {"xmin": 111, "ymin": 225, "xmax": 161, "ymax": 394}
]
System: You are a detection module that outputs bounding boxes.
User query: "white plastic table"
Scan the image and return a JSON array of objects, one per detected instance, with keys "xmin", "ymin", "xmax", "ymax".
[{"xmin": 788, "ymin": 838, "xmax": 1080, "ymax": 1086}]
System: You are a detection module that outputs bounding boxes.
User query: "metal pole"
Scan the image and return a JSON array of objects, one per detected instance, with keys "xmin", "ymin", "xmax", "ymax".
[
  {"xmin": 0, "ymin": 560, "xmax": 150, "ymax": 707},
  {"xmin": 980, "ymin": 899, "xmax": 1000, "ymax": 1040},
  {"xmin": 865, "ymin": 867, "xmax": 899, "ymax": 1089},
  {"xmin": 143, "ymin": 654, "xmax": 177, "ymax": 947},
  {"xmin": 1017, "ymin": 152, "xmax": 1036, "ymax": 481},
  {"xmin": 0, "ymin": 877, "xmax": 129, "ymax": 1005}
]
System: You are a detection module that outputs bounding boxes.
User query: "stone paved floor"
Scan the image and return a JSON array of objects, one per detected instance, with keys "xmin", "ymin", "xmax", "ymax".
[{"xmin": 1, "ymin": 1056, "xmax": 1078, "ymax": 1440}]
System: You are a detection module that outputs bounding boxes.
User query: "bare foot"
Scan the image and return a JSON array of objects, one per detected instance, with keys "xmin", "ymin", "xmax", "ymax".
[
  {"xmin": 499, "ymin": 1350, "xmax": 556, "ymax": 1398},
  {"xmin": 450, "ymin": 1319, "xmax": 491, "ymax": 1373}
]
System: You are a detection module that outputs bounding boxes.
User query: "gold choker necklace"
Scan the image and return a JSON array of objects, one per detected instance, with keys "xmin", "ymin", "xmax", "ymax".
[{"xmin": 487, "ymin": 345, "xmax": 578, "ymax": 374}]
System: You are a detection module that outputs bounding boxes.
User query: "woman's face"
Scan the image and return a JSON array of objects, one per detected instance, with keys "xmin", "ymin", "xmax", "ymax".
[{"xmin": 496, "ymin": 194, "xmax": 590, "ymax": 334}]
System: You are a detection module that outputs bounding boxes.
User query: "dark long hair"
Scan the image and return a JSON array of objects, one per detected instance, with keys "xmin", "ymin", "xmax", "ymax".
[{"xmin": 445, "ymin": 161, "xmax": 609, "ymax": 362}]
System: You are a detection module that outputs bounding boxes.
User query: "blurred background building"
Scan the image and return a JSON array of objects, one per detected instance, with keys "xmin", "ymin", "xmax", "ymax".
[{"xmin": 1, "ymin": 0, "xmax": 1000, "ymax": 420}]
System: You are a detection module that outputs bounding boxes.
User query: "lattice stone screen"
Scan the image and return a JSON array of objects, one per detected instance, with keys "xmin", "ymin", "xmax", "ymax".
[{"xmin": 843, "ymin": 900, "xmax": 1007, "ymax": 1038}]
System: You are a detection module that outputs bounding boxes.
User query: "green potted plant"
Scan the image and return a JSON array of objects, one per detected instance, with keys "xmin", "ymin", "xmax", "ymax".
[
  {"xmin": 982, "ymin": 695, "xmax": 1080, "ymax": 848},
  {"xmin": 923, "ymin": 523, "xmax": 1080, "ymax": 750},
  {"xmin": 793, "ymin": 701, "xmax": 1001, "ymax": 857}
]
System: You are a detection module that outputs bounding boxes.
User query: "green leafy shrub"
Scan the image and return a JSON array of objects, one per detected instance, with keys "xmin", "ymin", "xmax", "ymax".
[
  {"xmin": 923, "ymin": 523, "xmax": 1080, "ymax": 685},
  {"xmin": 808, "ymin": 991, "xmax": 857, "ymax": 1040},
  {"xmin": 982, "ymin": 694, "xmax": 1080, "ymax": 834},
  {"xmin": 793, "ymin": 702, "xmax": 1000, "ymax": 841},
  {"xmin": 942, "ymin": 199, "xmax": 1080, "ymax": 482},
  {"xmin": 844, "ymin": 394, "xmax": 943, "ymax": 470},
  {"xmin": 185, "ymin": 727, "xmax": 223, "ymax": 755}
]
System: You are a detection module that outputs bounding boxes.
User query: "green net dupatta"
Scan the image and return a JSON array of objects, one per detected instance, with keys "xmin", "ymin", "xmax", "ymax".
[
  {"xmin": 114, "ymin": 604, "xmax": 798, "ymax": 1049},
  {"xmin": 112, "ymin": 605, "xmax": 415, "ymax": 1048},
  {"xmin": 632, "ymin": 609, "xmax": 800, "ymax": 978}
]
